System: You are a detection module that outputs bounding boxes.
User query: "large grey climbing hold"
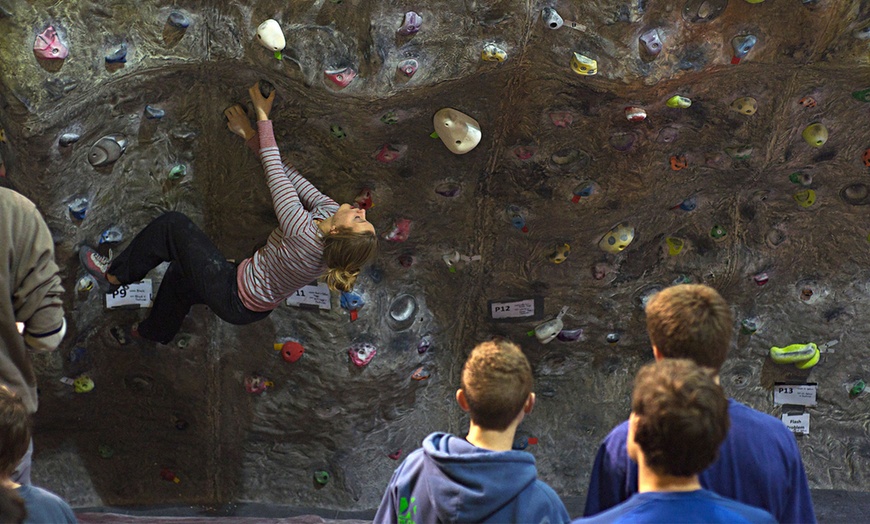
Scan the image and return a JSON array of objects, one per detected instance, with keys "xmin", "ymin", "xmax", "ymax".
[
  {"xmin": 88, "ymin": 134, "xmax": 127, "ymax": 167},
  {"xmin": 387, "ymin": 294, "xmax": 418, "ymax": 331}
]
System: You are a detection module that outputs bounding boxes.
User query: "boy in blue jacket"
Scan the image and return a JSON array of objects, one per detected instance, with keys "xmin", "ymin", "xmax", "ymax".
[
  {"xmin": 575, "ymin": 359, "xmax": 776, "ymax": 524},
  {"xmin": 375, "ymin": 338, "xmax": 569, "ymax": 524},
  {"xmin": 583, "ymin": 284, "xmax": 815, "ymax": 523}
]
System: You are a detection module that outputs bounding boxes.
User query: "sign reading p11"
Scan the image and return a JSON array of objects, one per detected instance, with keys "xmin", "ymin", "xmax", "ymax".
[{"xmin": 285, "ymin": 282, "xmax": 331, "ymax": 310}]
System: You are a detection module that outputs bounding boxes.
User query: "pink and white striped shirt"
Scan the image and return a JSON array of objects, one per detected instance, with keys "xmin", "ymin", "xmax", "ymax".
[{"xmin": 236, "ymin": 120, "xmax": 339, "ymax": 312}]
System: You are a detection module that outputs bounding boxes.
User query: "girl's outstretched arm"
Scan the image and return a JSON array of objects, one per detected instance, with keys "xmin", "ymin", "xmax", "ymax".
[{"xmin": 249, "ymin": 85, "xmax": 314, "ymax": 237}]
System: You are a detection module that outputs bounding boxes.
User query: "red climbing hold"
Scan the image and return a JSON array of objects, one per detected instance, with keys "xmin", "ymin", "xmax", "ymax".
[{"xmin": 280, "ymin": 341, "xmax": 304, "ymax": 363}]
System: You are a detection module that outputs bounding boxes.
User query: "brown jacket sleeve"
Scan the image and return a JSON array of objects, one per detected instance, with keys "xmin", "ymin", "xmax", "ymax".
[{"xmin": 10, "ymin": 196, "xmax": 65, "ymax": 351}]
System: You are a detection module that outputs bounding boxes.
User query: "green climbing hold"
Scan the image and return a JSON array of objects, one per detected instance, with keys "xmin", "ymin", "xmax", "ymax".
[
  {"xmin": 274, "ymin": 50, "xmax": 282, "ymax": 60},
  {"xmin": 852, "ymin": 88, "xmax": 870, "ymax": 102},
  {"xmin": 725, "ymin": 146, "xmax": 753, "ymax": 160},
  {"xmin": 740, "ymin": 319, "xmax": 757, "ymax": 335},
  {"xmin": 710, "ymin": 225, "xmax": 727, "ymax": 240},
  {"xmin": 314, "ymin": 470, "xmax": 329, "ymax": 485},
  {"xmin": 850, "ymin": 380, "xmax": 865, "ymax": 396},
  {"xmin": 98, "ymin": 444, "xmax": 114, "ymax": 459},
  {"xmin": 168, "ymin": 165, "xmax": 186, "ymax": 180},
  {"xmin": 381, "ymin": 112, "xmax": 398, "ymax": 125},
  {"xmin": 789, "ymin": 172, "xmax": 812, "ymax": 186},
  {"xmin": 330, "ymin": 125, "xmax": 346, "ymax": 139}
]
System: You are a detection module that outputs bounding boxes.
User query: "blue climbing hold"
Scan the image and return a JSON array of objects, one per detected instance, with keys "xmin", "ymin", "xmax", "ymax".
[
  {"xmin": 105, "ymin": 43, "xmax": 127, "ymax": 64},
  {"xmin": 99, "ymin": 227, "xmax": 123, "ymax": 244},
  {"xmin": 340, "ymin": 291, "xmax": 364, "ymax": 311},
  {"xmin": 167, "ymin": 11, "xmax": 191, "ymax": 29},
  {"xmin": 68, "ymin": 198, "xmax": 89, "ymax": 220},
  {"xmin": 144, "ymin": 105, "xmax": 165, "ymax": 119}
]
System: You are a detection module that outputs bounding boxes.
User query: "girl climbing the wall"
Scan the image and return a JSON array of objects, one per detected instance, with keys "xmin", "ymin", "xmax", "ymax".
[{"xmin": 79, "ymin": 83, "xmax": 377, "ymax": 344}]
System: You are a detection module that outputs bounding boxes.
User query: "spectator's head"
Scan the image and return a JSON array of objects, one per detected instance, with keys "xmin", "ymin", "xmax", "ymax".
[
  {"xmin": 0, "ymin": 386, "xmax": 31, "ymax": 478},
  {"xmin": 0, "ymin": 484, "xmax": 26, "ymax": 523},
  {"xmin": 458, "ymin": 339, "xmax": 534, "ymax": 431},
  {"xmin": 645, "ymin": 284, "xmax": 733, "ymax": 371},
  {"xmin": 628, "ymin": 359, "xmax": 730, "ymax": 478}
]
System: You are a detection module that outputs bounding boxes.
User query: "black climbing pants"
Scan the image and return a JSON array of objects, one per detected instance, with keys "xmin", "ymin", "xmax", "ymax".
[{"xmin": 108, "ymin": 212, "xmax": 270, "ymax": 344}]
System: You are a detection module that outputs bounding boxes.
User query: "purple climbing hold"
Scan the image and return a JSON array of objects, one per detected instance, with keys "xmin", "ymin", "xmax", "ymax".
[
  {"xmin": 609, "ymin": 132, "xmax": 635, "ymax": 152},
  {"xmin": 435, "ymin": 181, "xmax": 461, "ymax": 197},
  {"xmin": 417, "ymin": 334, "xmax": 433, "ymax": 354},
  {"xmin": 397, "ymin": 11, "xmax": 423, "ymax": 35},
  {"xmin": 639, "ymin": 28, "xmax": 662, "ymax": 58},
  {"xmin": 33, "ymin": 26, "xmax": 68, "ymax": 59},
  {"xmin": 557, "ymin": 328, "xmax": 584, "ymax": 342},
  {"xmin": 656, "ymin": 126, "xmax": 679, "ymax": 144}
]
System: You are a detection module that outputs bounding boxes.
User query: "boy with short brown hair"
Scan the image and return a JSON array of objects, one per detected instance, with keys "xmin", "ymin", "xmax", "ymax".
[
  {"xmin": 0, "ymin": 386, "xmax": 76, "ymax": 523},
  {"xmin": 584, "ymin": 284, "xmax": 816, "ymax": 523},
  {"xmin": 577, "ymin": 360, "xmax": 776, "ymax": 523},
  {"xmin": 375, "ymin": 339, "xmax": 569, "ymax": 524}
]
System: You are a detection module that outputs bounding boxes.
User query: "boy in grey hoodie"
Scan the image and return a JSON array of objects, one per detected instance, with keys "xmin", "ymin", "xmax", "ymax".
[{"xmin": 375, "ymin": 338, "xmax": 569, "ymax": 524}]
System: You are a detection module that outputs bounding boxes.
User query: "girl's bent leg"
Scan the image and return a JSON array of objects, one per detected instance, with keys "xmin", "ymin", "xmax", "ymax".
[
  {"xmin": 136, "ymin": 262, "xmax": 199, "ymax": 344},
  {"xmin": 109, "ymin": 212, "xmax": 218, "ymax": 285}
]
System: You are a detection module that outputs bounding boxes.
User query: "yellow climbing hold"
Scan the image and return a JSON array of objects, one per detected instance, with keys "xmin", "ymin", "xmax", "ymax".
[
  {"xmin": 666, "ymin": 237, "xmax": 684, "ymax": 256},
  {"xmin": 793, "ymin": 189, "xmax": 816, "ymax": 208},
  {"xmin": 770, "ymin": 342, "xmax": 819, "ymax": 369},
  {"xmin": 599, "ymin": 223, "xmax": 635, "ymax": 254},
  {"xmin": 666, "ymin": 95, "xmax": 692, "ymax": 108},
  {"xmin": 570, "ymin": 53, "xmax": 598, "ymax": 75},
  {"xmin": 802, "ymin": 123, "xmax": 828, "ymax": 147}
]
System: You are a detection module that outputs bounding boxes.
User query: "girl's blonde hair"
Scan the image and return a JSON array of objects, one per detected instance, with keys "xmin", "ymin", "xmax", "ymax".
[{"xmin": 322, "ymin": 228, "xmax": 378, "ymax": 292}]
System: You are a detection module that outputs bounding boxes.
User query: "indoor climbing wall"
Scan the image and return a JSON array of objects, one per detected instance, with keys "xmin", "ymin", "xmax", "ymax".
[{"xmin": 1, "ymin": 0, "xmax": 869, "ymax": 513}]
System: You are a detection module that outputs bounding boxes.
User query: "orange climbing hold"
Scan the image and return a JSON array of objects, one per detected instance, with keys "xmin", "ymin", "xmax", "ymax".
[
  {"xmin": 798, "ymin": 96, "xmax": 817, "ymax": 108},
  {"xmin": 863, "ymin": 148, "xmax": 870, "ymax": 167},
  {"xmin": 670, "ymin": 155, "xmax": 688, "ymax": 170}
]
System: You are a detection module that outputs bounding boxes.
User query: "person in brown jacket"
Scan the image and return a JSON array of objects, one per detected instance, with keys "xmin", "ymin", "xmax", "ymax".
[{"xmin": 0, "ymin": 186, "xmax": 66, "ymax": 484}]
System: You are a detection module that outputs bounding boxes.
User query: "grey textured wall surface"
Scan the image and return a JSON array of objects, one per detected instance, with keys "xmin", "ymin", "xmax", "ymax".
[{"xmin": 1, "ymin": 0, "xmax": 869, "ymax": 512}]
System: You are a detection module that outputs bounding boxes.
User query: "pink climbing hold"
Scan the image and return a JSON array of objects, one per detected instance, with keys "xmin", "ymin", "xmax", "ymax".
[
  {"xmin": 388, "ymin": 449, "xmax": 402, "ymax": 460},
  {"xmin": 384, "ymin": 218, "xmax": 412, "ymax": 242},
  {"xmin": 514, "ymin": 145, "xmax": 536, "ymax": 160},
  {"xmin": 354, "ymin": 188, "xmax": 374, "ymax": 210},
  {"xmin": 397, "ymin": 58, "xmax": 418, "ymax": 77},
  {"xmin": 374, "ymin": 143, "xmax": 406, "ymax": 163},
  {"xmin": 549, "ymin": 112, "xmax": 573, "ymax": 128},
  {"xmin": 625, "ymin": 106, "xmax": 647, "ymax": 122},
  {"xmin": 348, "ymin": 342, "xmax": 377, "ymax": 367},
  {"xmin": 324, "ymin": 67, "xmax": 356, "ymax": 88},
  {"xmin": 33, "ymin": 26, "xmax": 68, "ymax": 59},
  {"xmin": 245, "ymin": 374, "xmax": 271, "ymax": 395}
]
